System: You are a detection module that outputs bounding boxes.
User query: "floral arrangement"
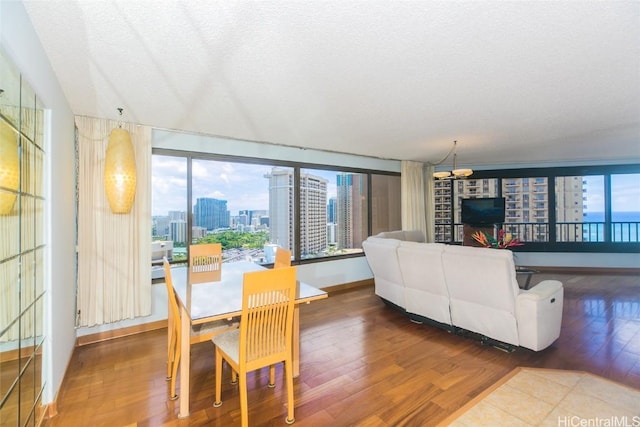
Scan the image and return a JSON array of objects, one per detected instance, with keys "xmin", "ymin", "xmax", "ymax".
[{"xmin": 471, "ymin": 229, "xmax": 524, "ymax": 249}]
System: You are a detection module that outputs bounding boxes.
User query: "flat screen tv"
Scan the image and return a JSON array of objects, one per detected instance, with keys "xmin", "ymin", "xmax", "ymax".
[{"xmin": 461, "ymin": 197, "xmax": 505, "ymax": 225}]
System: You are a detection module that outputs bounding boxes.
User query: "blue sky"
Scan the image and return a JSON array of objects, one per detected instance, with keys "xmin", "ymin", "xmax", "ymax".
[{"xmin": 584, "ymin": 174, "xmax": 640, "ymax": 213}]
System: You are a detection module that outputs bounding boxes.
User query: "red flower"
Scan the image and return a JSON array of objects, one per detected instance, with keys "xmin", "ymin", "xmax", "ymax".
[{"xmin": 472, "ymin": 229, "xmax": 524, "ymax": 249}]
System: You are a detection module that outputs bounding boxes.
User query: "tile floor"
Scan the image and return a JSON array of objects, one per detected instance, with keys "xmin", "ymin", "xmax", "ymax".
[{"xmin": 441, "ymin": 368, "xmax": 640, "ymax": 426}]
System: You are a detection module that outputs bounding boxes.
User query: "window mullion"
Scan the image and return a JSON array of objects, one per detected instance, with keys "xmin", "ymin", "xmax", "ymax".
[{"xmin": 604, "ymin": 174, "xmax": 612, "ymax": 242}]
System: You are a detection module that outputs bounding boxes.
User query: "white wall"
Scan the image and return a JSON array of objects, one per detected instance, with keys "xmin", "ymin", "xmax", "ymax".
[
  {"xmin": 297, "ymin": 257, "xmax": 373, "ymax": 288},
  {"xmin": 516, "ymin": 252, "xmax": 639, "ymax": 269},
  {"xmin": 1, "ymin": 1, "xmax": 77, "ymax": 404},
  {"xmin": 153, "ymin": 129, "xmax": 402, "ymax": 172}
]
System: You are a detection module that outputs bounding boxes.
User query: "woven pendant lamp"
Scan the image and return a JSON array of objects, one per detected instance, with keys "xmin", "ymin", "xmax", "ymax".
[
  {"xmin": 104, "ymin": 126, "xmax": 136, "ymax": 214},
  {"xmin": 0, "ymin": 120, "xmax": 20, "ymax": 215}
]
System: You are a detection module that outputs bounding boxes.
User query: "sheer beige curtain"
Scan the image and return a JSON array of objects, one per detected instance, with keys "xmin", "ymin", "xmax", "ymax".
[
  {"xmin": 75, "ymin": 116, "xmax": 151, "ymax": 327},
  {"xmin": 401, "ymin": 161, "xmax": 427, "ymax": 240},
  {"xmin": 401, "ymin": 161, "xmax": 436, "ymax": 243}
]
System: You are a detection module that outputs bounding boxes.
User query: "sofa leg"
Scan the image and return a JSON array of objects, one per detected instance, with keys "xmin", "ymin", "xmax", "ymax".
[
  {"xmin": 494, "ymin": 344, "xmax": 516, "ymax": 353},
  {"xmin": 480, "ymin": 335, "xmax": 516, "ymax": 353}
]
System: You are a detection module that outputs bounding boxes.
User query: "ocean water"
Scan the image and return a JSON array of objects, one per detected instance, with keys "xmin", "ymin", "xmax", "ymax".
[{"xmin": 582, "ymin": 212, "xmax": 640, "ymax": 242}]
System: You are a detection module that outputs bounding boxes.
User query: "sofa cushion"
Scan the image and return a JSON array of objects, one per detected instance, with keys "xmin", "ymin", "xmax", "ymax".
[
  {"xmin": 442, "ymin": 245, "xmax": 521, "ymax": 346},
  {"xmin": 397, "ymin": 242, "xmax": 451, "ymax": 325}
]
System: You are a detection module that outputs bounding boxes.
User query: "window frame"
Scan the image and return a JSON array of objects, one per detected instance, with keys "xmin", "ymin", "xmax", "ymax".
[{"xmin": 152, "ymin": 148, "xmax": 400, "ymax": 264}]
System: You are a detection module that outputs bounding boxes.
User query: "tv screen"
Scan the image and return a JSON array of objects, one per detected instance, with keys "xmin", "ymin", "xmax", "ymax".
[{"xmin": 461, "ymin": 197, "xmax": 505, "ymax": 225}]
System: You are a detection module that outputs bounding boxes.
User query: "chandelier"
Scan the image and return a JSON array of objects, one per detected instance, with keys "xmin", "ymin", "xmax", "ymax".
[{"xmin": 432, "ymin": 140, "xmax": 473, "ymax": 180}]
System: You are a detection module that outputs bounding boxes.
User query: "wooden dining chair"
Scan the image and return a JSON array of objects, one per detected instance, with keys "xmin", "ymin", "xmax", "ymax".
[
  {"xmin": 164, "ymin": 257, "xmax": 181, "ymax": 399},
  {"xmin": 163, "ymin": 257, "xmax": 238, "ymax": 400},
  {"xmin": 189, "ymin": 243, "xmax": 222, "ymax": 283},
  {"xmin": 212, "ymin": 267, "xmax": 297, "ymax": 427},
  {"xmin": 274, "ymin": 247, "xmax": 292, "ymax": 269}
]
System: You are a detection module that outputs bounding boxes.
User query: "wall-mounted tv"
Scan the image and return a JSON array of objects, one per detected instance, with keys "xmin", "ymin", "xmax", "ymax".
[{"xmin": 461, "ymin": 197, "xmax": 506, "ymax": 225}]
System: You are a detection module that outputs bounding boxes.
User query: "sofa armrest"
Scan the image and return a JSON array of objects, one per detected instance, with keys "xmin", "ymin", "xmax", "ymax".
[
  {"xmin": 518, "ymin": 280, "xmax": 563, "ymax": 301},
  {"xmin": 516, "ymin": 280, "xmax": 564, "ymax": 351}
]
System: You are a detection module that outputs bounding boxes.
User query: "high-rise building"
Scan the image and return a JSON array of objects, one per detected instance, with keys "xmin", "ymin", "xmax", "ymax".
[
  {"xmin": 327, "ymin": 197, "xmax": 337, "ymax": 223},
  {"xmin": 266, "ymin": 168, "xmax": 328, "ymax": 257},
  {"xmin": 170, "ymin": 220, "xmax": 187, "ymax": 243},
  {"xmin": 300, "ymin": 172, "xmax": 328, "ymax": 256},
  {"xmin": 326, "ymin": 222, "xmax": 337, "ymax": 245},
  {"xmin": 555, "ymin": 176, "xmax": 585, "ymax": 242},
  {"xmin": 336, "ymin": 173, "xmax": 367, "ymax": 250},
  {"xmin": 238, "ymin": 209, "xmax": 268, "ymax": 229},
  {"xmin": 237, "ymin": 211, "xmax": 249, "ymax": 226},
  {"xmin": 194, "ymin": 198, "xmax": 230, "ymax": 230},
  {"xmin": 266, "ymin": 168, "xmax": 294, "ymax": 250},
  {"xmin": 501, "ymin": 177, "xmax": 549, "ymax": 242},
  {"xmin": 152, "ymin": 215, "xmax": 171, "ymax": 239},
  {"xmin": 250, "ymin": 210, "xmax": 268, "ymax": 229},
  {"xmin": 434, "ymin": 180, "xmax": 453, "ymax": 242}
]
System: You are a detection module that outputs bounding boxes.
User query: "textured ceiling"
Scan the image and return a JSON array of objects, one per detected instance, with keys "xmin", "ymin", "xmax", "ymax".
[{"xmin": 22, "ymin": 0, "xmax": 640, "ymax": 167}]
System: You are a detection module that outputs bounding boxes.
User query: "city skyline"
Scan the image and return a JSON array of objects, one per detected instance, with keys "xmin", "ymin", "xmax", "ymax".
[{"xmin": 152, "ymin": 163, "xmax": 366, "ymax": 253}]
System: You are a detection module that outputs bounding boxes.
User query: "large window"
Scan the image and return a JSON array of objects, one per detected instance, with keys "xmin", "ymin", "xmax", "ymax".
[
  {"xmin": 152, "ymin": 152, "xmax": 400, "ymax": 269},
  {"xmin": 434, "ymin": 165, "xmax": 640, "ymax": 252}
]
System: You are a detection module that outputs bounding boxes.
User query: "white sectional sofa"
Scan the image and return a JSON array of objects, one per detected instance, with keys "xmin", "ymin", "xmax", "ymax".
[{"xmin": 362, "ymin": 231, "xmax": 564, "ymax": 351}]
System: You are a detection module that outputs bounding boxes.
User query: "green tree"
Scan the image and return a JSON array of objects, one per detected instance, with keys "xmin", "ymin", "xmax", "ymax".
[{"xmin": 195, "ymin": 230, "xmax": 269, "ymax": 251}]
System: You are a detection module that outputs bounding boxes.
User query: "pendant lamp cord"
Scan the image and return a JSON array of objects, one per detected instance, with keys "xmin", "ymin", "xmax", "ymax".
[{"xmin": 428, "ymin": 140, "xmax": 458, "ymax": 167}]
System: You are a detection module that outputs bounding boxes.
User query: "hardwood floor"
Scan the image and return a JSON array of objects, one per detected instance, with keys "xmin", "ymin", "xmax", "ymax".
[{"xmin": 44, "ymin": 272, "xmax": 640, "ymax": 427}]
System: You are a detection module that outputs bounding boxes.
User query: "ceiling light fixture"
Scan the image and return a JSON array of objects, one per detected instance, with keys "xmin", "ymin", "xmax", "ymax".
[
  {"xmin": 104, "ymin": 108, "xmax": 136, "ymax": 214},
  {"xmin": 432, "ymin": 140, "xmax": 473, "ymax": 180}
]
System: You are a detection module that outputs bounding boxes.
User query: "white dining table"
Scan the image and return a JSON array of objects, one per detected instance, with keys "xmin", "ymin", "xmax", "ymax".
[{"xmin": 171, "ymin": 261, "xmax": 328, "ymax": 418}]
